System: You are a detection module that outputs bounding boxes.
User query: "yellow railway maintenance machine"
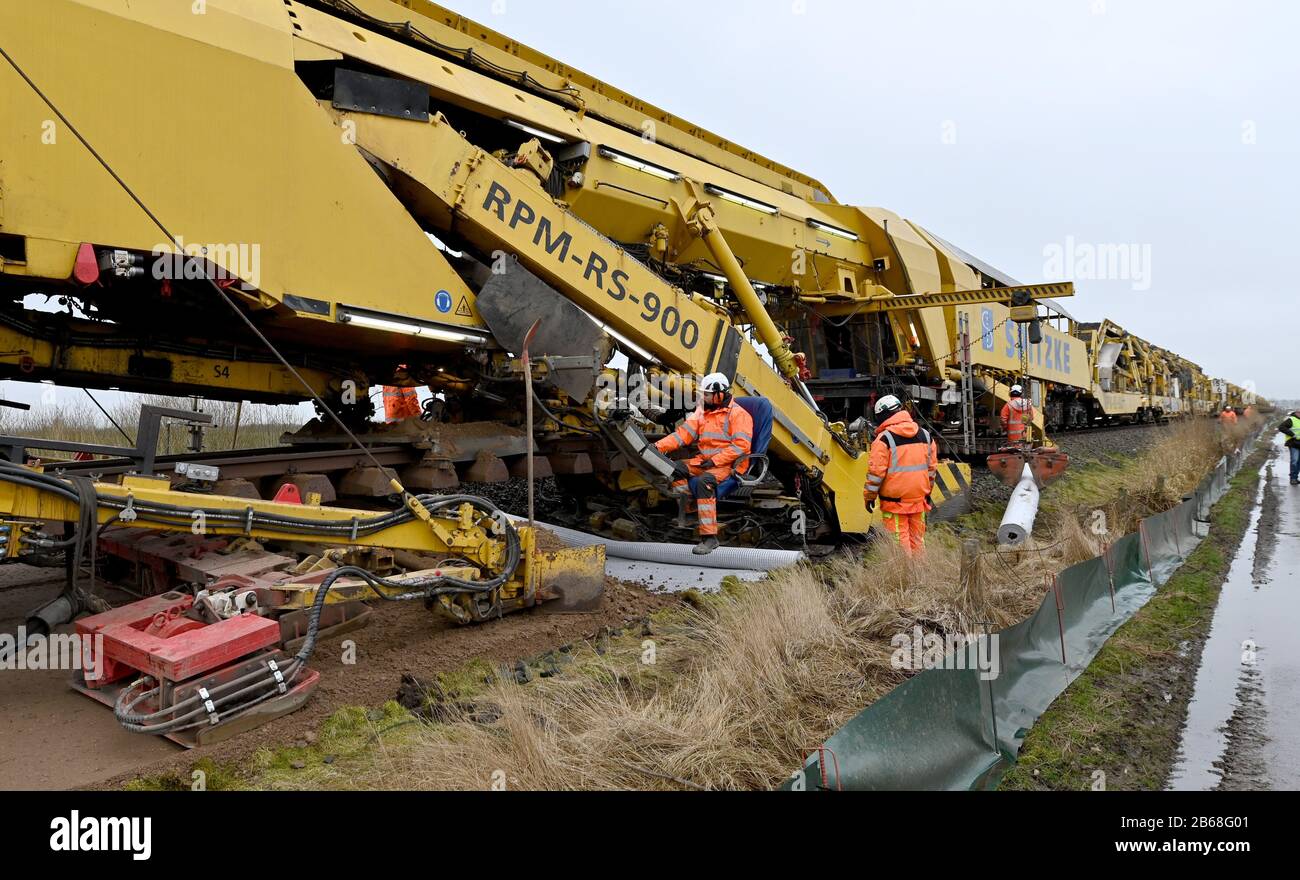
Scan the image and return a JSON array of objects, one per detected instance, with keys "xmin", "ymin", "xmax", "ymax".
[
  {"xmin": 0, "ymin": 0, "xmax": 1259, "ymax": 746},
  {"xmin": 0, "ymin": 1, "xmax": 1079, "ymax": 542},
  {"xmin": 0, "ymin": 0, "xmax": 1090, "ymax": 741}
]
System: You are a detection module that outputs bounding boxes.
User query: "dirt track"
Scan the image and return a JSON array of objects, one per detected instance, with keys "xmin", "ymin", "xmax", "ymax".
[
  {"xmin": 0, "ymin": 568, "xmax": 175, "ymax": 789},
  {"xmin": 0, "ymin": 563, "xmax": 674, "ymax": 791}
]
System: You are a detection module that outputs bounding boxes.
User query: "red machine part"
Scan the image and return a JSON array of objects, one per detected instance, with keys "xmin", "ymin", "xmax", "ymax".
[
  {"xmin": 987, "ymin": 446, "xmax": 1071, "ymax": 488},
  {"xmin": 84, "ymin": 530, "xmax": 358, "ymax": 690},
  {"xmin": 145, "ymin": 608, "xmax": 205, "ymax": 640},
  {"xmin": 72, "ymin": 534, "xmax": 351, "ymax": 744},
  {"xmin": 76, "ymin": 591, "xmax": 189, "ymax": 686},
  {"xmin": 75, "ymin": 591, "xmax": 281, "ymax": 687},
  {"xmin": 98, "ymin": 528, "xmax": 297, "ymax": 596},
  {"xmin": 272, "ymin": 483, "xmax": 303, "ymax": 505},
  {"xmin": 72, "ymin": 242, "xmax": 99, "ymax": 285}
]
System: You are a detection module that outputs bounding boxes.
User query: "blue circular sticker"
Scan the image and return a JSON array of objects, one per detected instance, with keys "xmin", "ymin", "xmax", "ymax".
[
  {"xmin": 435, "ymin": 290, "xmax": 453, "ymax": 314},
  {"xmin": 981, "ymin": 308, "xmax": 995, "ymax": 351}
]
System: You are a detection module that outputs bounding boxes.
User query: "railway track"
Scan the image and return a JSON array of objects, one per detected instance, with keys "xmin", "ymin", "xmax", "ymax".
[
  {"xmin": 43, "ymin": 408, "xmax": 1206, "ymax": 488},
  {"xmin": 939, "ymin": 412, "xmax": 1218, "ymax": 458},
  {"xmin": 48, "ymin": 443, "xmax": 418, "ymax": 481}
]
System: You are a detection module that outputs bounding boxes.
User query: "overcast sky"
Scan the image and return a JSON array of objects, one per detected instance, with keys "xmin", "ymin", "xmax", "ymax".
[{"xmin": 437, "ymin": 0, "xmax": 1296, "ymax": 399}]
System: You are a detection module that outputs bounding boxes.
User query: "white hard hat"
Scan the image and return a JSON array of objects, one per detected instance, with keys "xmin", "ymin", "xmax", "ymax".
[
  {"xmin": 874, "ymin": 394, "xmax": 903, "ymax": 416},
  {"xmin": 700, "ymin": 373, "xmax": 731, "ymax": 393},
  {"xmin": 1011, "ymin": 384, "xmax": 1024, "ymax": 396}
]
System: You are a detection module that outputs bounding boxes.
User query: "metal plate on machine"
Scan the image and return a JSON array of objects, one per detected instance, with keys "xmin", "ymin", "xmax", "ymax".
[
  {"xmin": 477, "ymin": 266, "xmax": 613, "ymax": 401},
  {"xmin": 332, "ymin": 69, "xmax": 430, "ymax": 121},
  {"xmin": 535, "ymin": 544, "xmax": 607, "ymax": 613}
]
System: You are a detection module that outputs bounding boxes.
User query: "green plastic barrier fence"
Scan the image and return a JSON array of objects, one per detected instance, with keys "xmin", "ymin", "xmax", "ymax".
[{"xmin": 789, "ymin": 433, "xmax": 1263, "ymax": 791}]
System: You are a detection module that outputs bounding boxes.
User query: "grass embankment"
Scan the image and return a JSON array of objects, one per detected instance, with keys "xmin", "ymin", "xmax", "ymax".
[
  {"xmin": 132, "ymin": 420, "xmax": 1246, "ymax": 791},
  {"xmin": 1001, "ymin": 437, "xmax": 1269, "ymax": 791},
  {"xmin": 0, "ymin": 393, "xmax": 301, "ymax": 456}
]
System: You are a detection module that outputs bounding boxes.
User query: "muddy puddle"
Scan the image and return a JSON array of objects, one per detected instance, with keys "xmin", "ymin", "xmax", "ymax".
[{"xmin": 1168, "ymin": 437, "xmax": 1300, "ymax": 790}]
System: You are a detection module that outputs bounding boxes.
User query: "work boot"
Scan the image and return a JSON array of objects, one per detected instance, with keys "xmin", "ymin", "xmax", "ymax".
[{"xmin": 693, "ymin": 536, "xmax": 719, "ymax": 556}]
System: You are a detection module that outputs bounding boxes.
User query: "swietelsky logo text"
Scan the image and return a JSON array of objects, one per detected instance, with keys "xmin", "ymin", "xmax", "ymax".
[{"xmin": 50, "ymin": 812, "xmax": 151, "ymax": 861}]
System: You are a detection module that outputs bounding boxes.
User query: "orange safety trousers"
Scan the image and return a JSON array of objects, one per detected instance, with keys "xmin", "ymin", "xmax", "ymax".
[
  {"xmin": 670, "ymin": 464, "xmax": 732, "ymax": 537},
  {"xmin": 881, "ymin": 511, "xmax": 928, "ymax": 557},
  {"xmin": 383, "ymin": 387, "xmax": 421, "ymax": 421}
]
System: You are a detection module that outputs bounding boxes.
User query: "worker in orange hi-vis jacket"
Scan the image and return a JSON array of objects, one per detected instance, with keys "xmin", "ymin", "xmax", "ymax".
[
  {"xmin": 1000, "ymin": 384, "xmax": 1035, "ymax": 446},
  {"xmin": 655, "ymin": 373, "xmax": 754, "ymax": 556},
  {"xmin": 863, "ymin": 395, "xmax": 937, "ymax": 557},
  {"xmin": 383, "ymin": 386, "xmax": 421, "ymax": 421},
  {"xmin": 1218, "ymin": 405, "xmax": 1241, "ymax": 453}
]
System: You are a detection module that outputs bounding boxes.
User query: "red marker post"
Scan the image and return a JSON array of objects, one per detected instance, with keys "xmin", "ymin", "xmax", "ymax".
[
  {"xmin": 1051, "ymin": 573, "xmax": 1067, "ymax": 666},
  {"xmin": 1102, "ymin": 541, "xmax": 1116, "ymax": 613}
]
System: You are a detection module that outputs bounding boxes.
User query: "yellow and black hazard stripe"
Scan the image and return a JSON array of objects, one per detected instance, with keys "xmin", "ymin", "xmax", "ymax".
[{"xmin": 929, "ymin": 461, "xmax": 971, "ymax": 508}]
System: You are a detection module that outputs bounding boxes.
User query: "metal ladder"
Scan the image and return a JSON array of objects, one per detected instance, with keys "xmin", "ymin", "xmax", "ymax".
[{"xmin": 957, "ymin": 311, "xmax": 976, "ymax": 455}]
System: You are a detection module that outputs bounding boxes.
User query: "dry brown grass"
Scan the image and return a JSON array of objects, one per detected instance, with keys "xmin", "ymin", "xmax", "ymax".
[
  {"xmin": 323, "ymin": 568, "xmax": 875, "ymax": 791},
  {"xmin": 305, "ymin": 539, "xmax": 1083, "ymax": 791},
  {"xmin": 1138, "ymin": 418, "xmax": 1226, "ymax": 499},
  {"xmin": 1051, "ymin": 418, "xmax": 1233, "ymax": 537},
  {"xmin": 262, "ymin": 418, "xmax": 1241, "ymax": 791},
  {"xmin": 0, "ymin": 393, "xmax": 302, "ymax": 456}
]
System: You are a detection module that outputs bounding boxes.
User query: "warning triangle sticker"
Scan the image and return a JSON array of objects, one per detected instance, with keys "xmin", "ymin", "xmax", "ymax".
[{"xmin": 455, "ymin": 296, "xmax": 474, "ymax": 318}]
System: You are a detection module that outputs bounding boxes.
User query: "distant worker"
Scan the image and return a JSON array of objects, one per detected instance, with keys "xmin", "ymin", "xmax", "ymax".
[
  {"xmin": 1000, "ymin": 385, "xmax": 1035, "ymax": 446},
  {"xmin": 1219, "ymin": 405, "xmax": 1238, "ymax": 427},
  {"xmin": 1280, "ymin": 410, "xmax": 1300, "ymax": 486},
  {"xmin": 383, "ymin": 385, "xmax": 422, "ymax": 421},
  {"xmin": 863, "ymin": 395, "xmax": 937, "ymax": 557},
  {"xmin": 656, "ymin": 373, "xmax": 754, "ymax": 555}
]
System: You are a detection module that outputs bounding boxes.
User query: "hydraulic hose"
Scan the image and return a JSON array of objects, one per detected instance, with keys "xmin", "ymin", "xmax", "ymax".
[
  {"xmin": 0, "ymin": 463, "xmax": 523, "ymax": 735},
  {"xmin": 112, "ymin": 553, "xmax": 523, "ymax": 736},
  {"xmin": 0, "ymin": 459, "xmax": 513, "ymax": 548}
]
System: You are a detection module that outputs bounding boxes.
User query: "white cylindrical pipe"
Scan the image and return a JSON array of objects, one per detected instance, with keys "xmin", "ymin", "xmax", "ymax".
[
  {"xmin": 998, "ymin": 464, "xmax": 1040, "ymax": 547},
  {"xmin": 507, "ymin": 515, "xmax": 804, "ymax": 571}
]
